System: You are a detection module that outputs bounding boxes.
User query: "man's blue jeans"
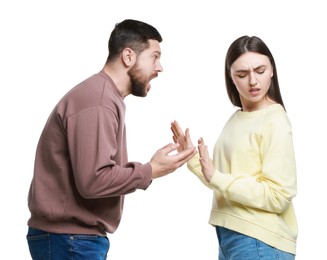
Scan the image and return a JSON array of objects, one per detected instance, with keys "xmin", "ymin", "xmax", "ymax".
[
  {"xmin": 26, "ymin": 227, "xmax": 109, "ymax": 260},
  {"xmin": 216, "ymin": 226, "xmax": 295, "ymax": 260}
]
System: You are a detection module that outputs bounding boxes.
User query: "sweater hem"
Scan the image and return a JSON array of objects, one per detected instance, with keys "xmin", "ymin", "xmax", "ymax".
[
  {"xmin": 28, "ymin": 215, "xmax": 111, "ymax": 236},
  {"xmin": 209, "ymin": 211, "xmax": 296, "ymax": 255}
]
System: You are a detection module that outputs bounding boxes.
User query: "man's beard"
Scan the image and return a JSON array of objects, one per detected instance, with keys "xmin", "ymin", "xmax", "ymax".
[{"xmin": 128, "ymin": 64, "xmax": 148, "ymax": 97}]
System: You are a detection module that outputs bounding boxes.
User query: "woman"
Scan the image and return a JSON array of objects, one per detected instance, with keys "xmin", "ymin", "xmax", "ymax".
[{"xmin": 171, "ymin": 36, "xmax": 298, "ymax": 259}]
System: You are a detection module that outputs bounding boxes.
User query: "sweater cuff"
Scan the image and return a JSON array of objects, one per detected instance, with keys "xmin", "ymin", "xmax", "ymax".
[
  {"xmin": 187, "ymin": 152, "xmax": 200, "ymax": 169},
  {"xmin": 140, "ymin": 162, "xmax": 153, "ymax": 190}
]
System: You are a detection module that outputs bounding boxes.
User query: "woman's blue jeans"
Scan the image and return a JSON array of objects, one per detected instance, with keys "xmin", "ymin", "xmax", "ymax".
[
  {"xmin": 216, "ymin": 226, "xmax": 295, "ymax": 260},
  {"xmin": 26, "ymin": 227, "xmax": 109, "ymax": 260}
]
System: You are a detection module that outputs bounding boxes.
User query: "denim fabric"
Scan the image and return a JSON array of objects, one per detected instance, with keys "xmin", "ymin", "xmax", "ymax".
[
  {"xmin": 26, "ymin": 227, "xmax": 109, "ymax": 260},
  {"xmin": 216, "ymin": 226, "xmax": 295, "ymax": 260}
]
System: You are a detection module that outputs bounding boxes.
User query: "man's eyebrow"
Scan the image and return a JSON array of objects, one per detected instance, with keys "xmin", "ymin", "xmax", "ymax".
[{"xmin": 153, "ymin": 50, "xmax": 161, "ymax": 56}]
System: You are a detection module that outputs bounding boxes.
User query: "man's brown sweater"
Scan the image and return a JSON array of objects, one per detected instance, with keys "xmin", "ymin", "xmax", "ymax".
[{"xmin": 27, "ymin": 70, "xmax": 152, "ymax": 235}]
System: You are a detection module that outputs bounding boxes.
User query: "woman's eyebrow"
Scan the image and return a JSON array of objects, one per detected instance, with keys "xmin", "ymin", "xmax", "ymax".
[{"xmin": 235, "ymin": 65, "xmax": 266, "ymax": 73}]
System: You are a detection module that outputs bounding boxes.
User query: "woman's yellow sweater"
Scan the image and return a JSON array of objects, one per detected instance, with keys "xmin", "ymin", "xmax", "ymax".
[{"xmin": 187, "ymin": 104, "xmax": 298, "ymax": 254}]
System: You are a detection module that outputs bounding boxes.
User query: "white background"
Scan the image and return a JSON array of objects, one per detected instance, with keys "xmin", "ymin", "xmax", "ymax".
[{"xmin": 1, "ymin": 0, "xmax": 326, "ymax": 259}]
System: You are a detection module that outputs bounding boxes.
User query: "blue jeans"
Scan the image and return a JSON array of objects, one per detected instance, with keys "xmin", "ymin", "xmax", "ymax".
[
  {"xmin": 26, "ymin": 227, "xmax": 109, "ymax": 260},
  {"xmin": 216, "ymin": 226, "xmax": 295, "ymax": 260}
]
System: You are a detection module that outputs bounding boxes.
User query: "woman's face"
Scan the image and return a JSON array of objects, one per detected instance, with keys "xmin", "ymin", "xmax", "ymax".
[{"xmin": 230, "ymin": 51, "xmax": 274, "ymax": 111}]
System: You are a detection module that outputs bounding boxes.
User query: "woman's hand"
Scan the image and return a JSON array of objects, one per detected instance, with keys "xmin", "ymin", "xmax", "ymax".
[
  {"xmin": 171, "ymin": 120, "xmax": 195, "ymax": 152},
  {"xmin": 198, "ymin": 137, "xmax": 215, "ymax": 182},
  {"xmin": 171, "ymin": 121, "xmax": 215, "ymax": 182}
]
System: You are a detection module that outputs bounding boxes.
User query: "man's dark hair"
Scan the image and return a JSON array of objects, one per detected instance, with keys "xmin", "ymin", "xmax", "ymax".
[{"xmin": 106, "ymin": 19, "xmax": 162, "ymax": 63}]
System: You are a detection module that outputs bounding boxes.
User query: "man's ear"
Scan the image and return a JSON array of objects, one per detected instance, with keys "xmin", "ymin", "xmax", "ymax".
[{"xmin": 122, "ymin": 48, "xmax": 135, "ymax": 67}]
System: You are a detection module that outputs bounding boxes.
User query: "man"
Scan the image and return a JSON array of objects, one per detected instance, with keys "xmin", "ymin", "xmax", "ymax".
[{"xmin": 26, "ymin": 19, "xmax": 196, "ymax": 259}]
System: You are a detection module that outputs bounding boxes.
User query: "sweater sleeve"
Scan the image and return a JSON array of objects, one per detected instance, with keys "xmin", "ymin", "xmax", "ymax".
[
  {"xmin": 188, "ymin": 113, "xmax": 297, "ymax": 214},
  {"xmin": 66, "ymin": 105, "xmax": 152, "ymax": 199}
]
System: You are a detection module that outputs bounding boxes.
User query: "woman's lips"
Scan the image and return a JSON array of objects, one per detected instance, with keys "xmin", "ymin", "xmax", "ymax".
[{"xmin": 249, "ymin": 88, "xmax": 260, "ymax": 95}]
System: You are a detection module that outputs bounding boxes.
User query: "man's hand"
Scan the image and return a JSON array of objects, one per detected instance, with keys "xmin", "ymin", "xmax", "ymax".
[{"xmin": 150, "ymin": 143, "xmax": 196, "ymax": 179}]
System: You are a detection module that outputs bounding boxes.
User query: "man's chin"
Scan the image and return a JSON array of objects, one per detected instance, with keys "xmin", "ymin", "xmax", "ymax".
[
  {"xmin": 133, "ymin": 90, "xmax": 148, "ymax": 97},
  {"xmin": 141, "ymin": 91, "xmax": 148, "ymax": 97},
  {"xmin": 131, "ymin": 83, "xmax": 150, "ymax": 97}
]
